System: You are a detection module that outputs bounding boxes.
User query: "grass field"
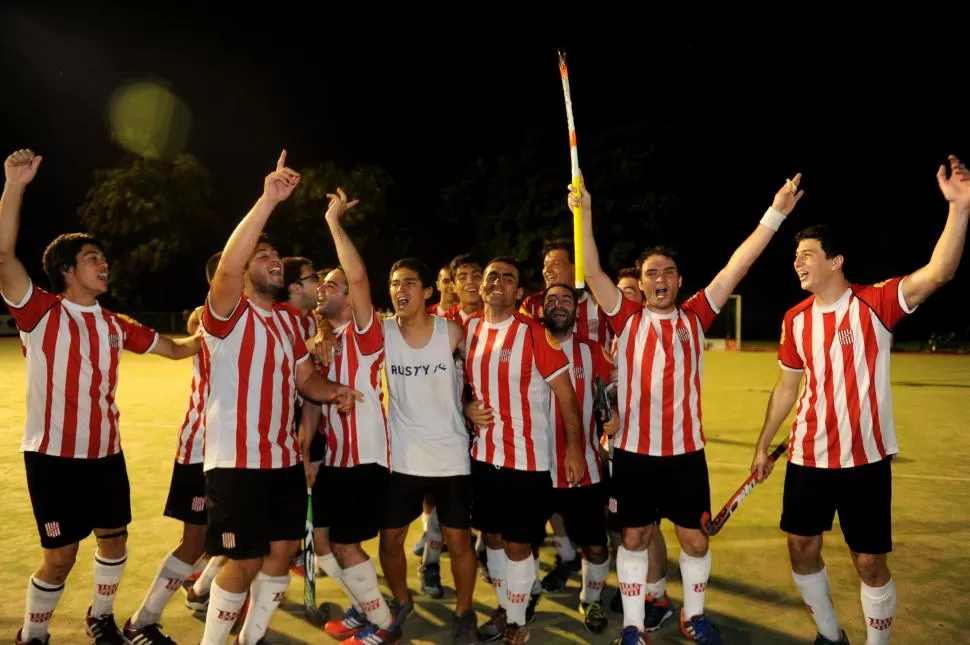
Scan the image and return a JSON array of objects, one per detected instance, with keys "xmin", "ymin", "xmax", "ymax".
[{"xmin": 1, "ymin": 337, "xmax": 968, "ymax": 644}]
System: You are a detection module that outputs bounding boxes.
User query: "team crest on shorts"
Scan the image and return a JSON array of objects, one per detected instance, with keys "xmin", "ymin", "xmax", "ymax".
[{"xmin": 608, "ymin": 497, "xmax": 618, "ymax": 513}]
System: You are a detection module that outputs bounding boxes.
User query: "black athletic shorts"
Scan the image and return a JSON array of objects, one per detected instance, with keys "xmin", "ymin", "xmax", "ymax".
[
  {"xmin": 384, "ymin": 472, "xmax": 472, "ymax": 531},
  {"xmin": 314, "ymin": 463, "xmax": 389, "ymax": 544},
  {"xmin": 309, "ymin": 429, "xmax": 327, "ymax": 463},
  {"xmin": 781, "ymin": 458, "xmax": 893, "ymax": 554},
  {"xmin": 471, "ymin": 460, "xmax": 551, "ymax": 545},
  {"xmin": 163, "ymin": 461, "xmax": 207, "ymax": 525},
  {"xmin": 205, "ymin": 465, "xmax": 306, "ymax": 560},
  {"xmin": 24, "ymin": 451, "xmax": 131, "ymax": 549},
  {"xmin": 609, "ymin": 448, "xmax": 711, "ymax": 530},
  {"xmin": 548, "ymin": 483, "xmax": 608, "ymax": 548}
]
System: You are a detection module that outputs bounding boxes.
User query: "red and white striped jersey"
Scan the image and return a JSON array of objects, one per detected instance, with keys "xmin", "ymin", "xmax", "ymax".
[
  {"xmin": 426, "ymin": 303, "xmax": 450, "ymax": 316},
  {"xmin": 201, "ymin": 295, "xmax": 308, "ymax": 471},
  {"xmin": 779, "ymin": 278, "xmax": 914, "ymax": 469},
  {"xmin": 443, "ymin": 304, "xmax": 478, "ymax": 324},
  {"xmin": 549, "ymin": 336, "xmax": 614, "ymax": 488},
  {"xmin": 277, "ymin": 302, "xmax": 318, "ymax": 342},
  {"xmin": 607, "ymin": 287, "xmax": 718, "ymax": 457},
  {"xmin": 464, "ymin": 312, "xmax": 570, "ymax": 471},
  {"xmin": 3, "ymin": 282, "xmax": 158, "ymax": 459},
  {"xmin": 175, "ymin": 346, "xmax": 210, "ymax": 465},
  {"xmin": 520, "ymin": 290, "xmax": 612, "ymax": 349},
  {"xmin": 319, "ymin": 308, "xmax": 389, "ymax": 469}
]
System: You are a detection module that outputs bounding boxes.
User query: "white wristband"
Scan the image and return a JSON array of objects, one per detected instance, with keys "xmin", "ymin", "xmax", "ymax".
[{"xmin": 760, "ymin": 207, "xmax": 786, "ymax": 231}]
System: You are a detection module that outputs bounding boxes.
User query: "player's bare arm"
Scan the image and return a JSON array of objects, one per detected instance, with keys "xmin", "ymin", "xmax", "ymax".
[
  {"xmin": 0, "ymin": 149, "xmax": 43, "ymax": 304},
  {"xmin": 298, "ymin": 401, "xmax": 323, "ymax": 486},
  {"xmin": 751, "ymin": 368, "xmax": 803, "ymax": 480},
  {"xmin": 294, "ymin": 357, "xmax": 363, "ymax": 411},
  {"xmin": 150, "ymin": 333, "xmax": 203, "ymax": 360},
  {"xmin": 448, "ymin": 318, "xmax": 465, "ymax": 354},
  {"xmin": 324, "ymin": 188, "xmax": 371, "ymax": 325},
  {"xmin": 569, "ymin": 172, "xmax": 620, "ymax": 314},
  {"xmin": 548, "ymin": 370, "xmax": 587, "ymax": 484},
  {"xmin": 186, "ymin": 305, "xmax": 203, "ymax": 335},
  {"xmin": 209, "ymin": 150, "xmax": 301, "ymax": 318},
  {"xmin": 706, "ymin": 174, "xmax": 805, "ymax": 310},
  {"xmin": 900, "ymin": 155, "xmax": 970, "ymax": 310}
]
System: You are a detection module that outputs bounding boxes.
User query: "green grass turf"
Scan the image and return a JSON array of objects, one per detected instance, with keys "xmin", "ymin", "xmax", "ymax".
[{"xmin": 1, "ymin": 338, "xmax": 968, "ymax": 643}]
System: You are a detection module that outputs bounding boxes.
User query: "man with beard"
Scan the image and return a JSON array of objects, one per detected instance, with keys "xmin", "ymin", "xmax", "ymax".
[
  {"xmin": 464, "ymin": 257, "xmax": 586, "ymax": 645},
  {"xmin": 540, "ymin": 283, "xmax": 617, "ymax": 635},
  {"xmin": 378, "ymin": 257, "xmax": 478, "ymax": 643},
  {"xmin": 520, "ymin": 239, "xmax": 610, "ymax": 349},
  {"xmin": 198, "ymin": 152, "xmax": 361, "ymax": 645},
  {"xmin": 572, "ymin": 170, "xmax": 804, "ymax": 645}
]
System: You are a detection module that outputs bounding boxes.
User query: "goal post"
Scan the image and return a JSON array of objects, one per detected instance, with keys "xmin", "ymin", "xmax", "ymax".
[{"xmin": 704, "ymin": 294, "xmax": 741, "ymax": 351}]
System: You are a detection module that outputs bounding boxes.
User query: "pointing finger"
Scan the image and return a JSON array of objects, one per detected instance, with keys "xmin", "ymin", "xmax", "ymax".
[{"xmin": 277, "ymin": 149, "xmax": 287, "ymax": 171}]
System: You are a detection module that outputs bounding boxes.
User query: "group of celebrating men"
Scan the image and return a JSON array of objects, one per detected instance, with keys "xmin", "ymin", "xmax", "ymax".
[{"xmin": 1, "ymin": 146, "xmax": 968, "ymax": 645}]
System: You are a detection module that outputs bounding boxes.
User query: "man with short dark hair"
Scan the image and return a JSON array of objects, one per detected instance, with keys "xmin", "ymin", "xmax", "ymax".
[
  {"xmin": 0, "ymin": 148, "xmax": 201, "ymax": 645},
  {"xmin": 427, "ymin": 262, "xmax": 459, "ymax": 316}
]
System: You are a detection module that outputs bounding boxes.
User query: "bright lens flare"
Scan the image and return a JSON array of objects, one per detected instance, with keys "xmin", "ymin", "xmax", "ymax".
[{"xmin": 107, "ymin": 80, "xmax": 191, "ymax": 160}]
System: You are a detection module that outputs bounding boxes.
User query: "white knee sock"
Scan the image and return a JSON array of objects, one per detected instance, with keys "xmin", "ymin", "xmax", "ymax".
[
  {"xmin": 318, "ymin": 553, "xmax": 360, "ymax": 611},
  {"xmin": 21, "ymin": 576, "xmax": 64, "ymax": 641},
  {"xmin": 342, "ymin": 559, "xmax": 392, "ymax": 629},
  {"xmin": 486, "ymin": 547, "xmax": 508, "ymax": 610},
  {"xmin": 238, "ymin": 572, "xmax": 289, "ymax": 644},
  {"xmin": 192, "ymin": 556, "xmax": 224, "ymax": 596},
  {"xmin": 92, "ymin": 551, "xmax": 127, "ymax": 618},
  {"xmin": 580, "ymin": 557, "xmax": 610, "ymax": 604},
  {"xmin": 861, "ymin": 578, "xmax": 895, "ymax": 645},
  {"xmin": 505, "ymin": 556, "xmax": 535, "ymax": 627},
  {"xmin": 680, "ymin": 550, "xmax": 711, "ymax": 619},
  {"xmin": 201, "ymin": 581, "xmax": 248, "ymax": 645},
  {"xmin": 132, "ymin": 553, "xmax": 196, "ymax": 627},
  {"xmin": 792, "ymin": 568, "xmax": 841, "ymax": 642},
  {"xmin": 616, "ymin": 546, "xmax": 648, "ymax": 628},
  {"xmin": 555, "ymin": 535, "xmax": 577, "ymax": 562},
  {"xmin": 423, "ymin": 509, "xmax": 443, "ymax": 567},
  {"xmin": 644, "ymin": 577, "xmax": 666, "ymax": 601}
]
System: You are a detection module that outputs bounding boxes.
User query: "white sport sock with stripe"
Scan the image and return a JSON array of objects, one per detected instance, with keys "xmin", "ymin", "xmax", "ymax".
[
  {"xmin": 21, "ymin": 576, "xmax": 64, "ymax": 642},
  {"xmin": 486, "ymin": 548, "xmax": 508, "ymax": 611},
  {"xmin": 192, "ymin": 556, "xmax": 225, "ymax": 597},
  {"xmin": 319, "ymin": 553, "xmax": 360, "ymax": 611},
  {"xmin": 201, "ymin": 582, "xmax": 247, "ymax": 645},
  {"xmin": 132, "ymin": 552, "xmax": 196, "ymax": 628},
  {"xmin": 680, "ymin": 549, "xmax": 711, "ymax": 619},
  {"xmin": 343, "ymin": 559, "xmax": 392, "ymax": 629},
  {"xmin": 861, "ymin": 578, "xmax": 895, "ymax": 645},
  {"xmin": 505, "ymin": 556, "xmax": 535, "ymax": 627},
  {"xmin": 92, "ymin": 550, "xmax": 127, "ymax": 618},
  {"xmin": 617, "ymin": 546, "xmax": 648, "ymax": 628},
  {"xmin": 580, "ymin": 557, "xmax": 610, "ymax": 604},
  {"xmin": 792, "ymin": 567, "xmax": 841, "ymax": 642},
  {"xmin": 423, "ymin": 509, "xmax": 443, "ymax": 566},
  {"xmin": 238, "ymin": 572, "xmax": 289, "ymax": 644}
]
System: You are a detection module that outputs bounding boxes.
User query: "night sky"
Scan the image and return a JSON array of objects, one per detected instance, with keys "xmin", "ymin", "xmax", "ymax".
[{"xmin": 1, "ymin": 8, "xmax": 967, "ymax": 341}]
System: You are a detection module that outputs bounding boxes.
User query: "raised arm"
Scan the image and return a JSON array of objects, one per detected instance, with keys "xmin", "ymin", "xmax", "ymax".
[
  {"xmin": 323, "ymin": 188, "xmax": 371, "ymax": 327},
  {"xmin": 209, "ymin": 151, "xmax": 301, "ymax": 318},
  {"xmin": 750, "ymin": 367, "xmax": 802, "ymax": 481},
  {"xmin": 0, "ymin": 150, "xmax": 43, "ymax": 304},
  {"xmin": 900, "ymin": 155, "xmax": 970, "ymax": 310},
  {"xmin": 706, "ymin": 174, "xmax": 804, "ymax": 310},
  {"xmin": 568, "ymin": 172, "xmax": 620, "ymax": 314}
]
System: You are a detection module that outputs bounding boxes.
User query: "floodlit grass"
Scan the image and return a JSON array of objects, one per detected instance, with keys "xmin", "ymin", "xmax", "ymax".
[{"xmin": 1, "ymin": 338, "xmax": 967, "ymax": 643}]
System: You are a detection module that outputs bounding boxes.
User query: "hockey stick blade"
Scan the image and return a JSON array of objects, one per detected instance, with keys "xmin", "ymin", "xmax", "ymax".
[{"xmin": 701, "ymin": 442, "xmax": 787, "ymax": 537}]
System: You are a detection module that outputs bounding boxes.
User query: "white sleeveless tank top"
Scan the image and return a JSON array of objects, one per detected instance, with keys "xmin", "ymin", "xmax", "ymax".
[{"xmin": 383, "ymin": 315, "xmax": 470, "ymax": 477}]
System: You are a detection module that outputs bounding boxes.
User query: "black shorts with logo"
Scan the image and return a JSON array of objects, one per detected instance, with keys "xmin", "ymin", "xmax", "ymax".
[
  {"xmin": 781, "ymin": 458, "xmax": 893, "ymax": 554},
  {"xmin": 471, "ymin": 460, "xmax": 552, "ymax": 545},
  {"xmin": 384, "ymin": 472, "xmax": 472, "ymax": 531},
  {"xmin": 609, "ymin": 447, "xmax": 711, "ymax": 530},
  {"xmin": 548, "ymin": 482, "xmax": 609, "ymax": 548},
  {"xmin": 313, "ymin": 463, "xmax": 389, "ymax": 545},
  {"xmin": 205, "ymin": 464, "xmax": 306, "ymax": 560},
  {"xmin": 24, "ymin": 451, "xmax": 131, "ymax": 549},
  {"xmin": 164, "ymin": 461, "xmax": 207, "ymax": 525}
]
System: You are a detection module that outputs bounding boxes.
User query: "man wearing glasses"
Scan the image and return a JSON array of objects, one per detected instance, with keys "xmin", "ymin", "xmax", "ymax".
[{"xmin": 278, "ymin": 257, "xmax": 320, "ymax": 342}]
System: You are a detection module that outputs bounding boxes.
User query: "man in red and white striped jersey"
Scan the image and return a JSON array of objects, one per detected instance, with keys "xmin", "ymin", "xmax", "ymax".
[
  {"xmin": 426, "ymin": 262, "xmax": 459, "ymax": 316},
  {"xmin": 573, "ymin": 170, "xmax": 804, "ymax": 645},
  {"xmin": 519, "ymin": 239, "xmax": 611, "ymax": 349},
  {"xmin": 442, "ymin": 253, "xmax": 484, "ymax": 324},
  {"xmin": 198, "ymin": 151, "xmax": 360, "ymax": 645},
  {"xmin": 540, "ymin": 283, "xmax": 618, "ymax": 635},
  {"xmin": 277, "ymin": 256, "xmax": 320, "ymax": 341},
  {"xmin": 751, "ymin": 156, "xmax": 970, "ymax": 645},
  {"xmin": 306, "ymin": 188, "xmax": 403, "ymax": 645},
  {"xmin": 463, "ymin": 256, "xmax": 586, "ymax": 644},
  {"xmin": 0, "ymin": 149, "xmax": 202, "ymax": 645},
  {"xmin": 124, "ymin": 251, "xmax": 226, "ymax": 642}
]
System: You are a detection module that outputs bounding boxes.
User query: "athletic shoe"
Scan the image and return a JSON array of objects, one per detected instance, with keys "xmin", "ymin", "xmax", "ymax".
[
  {"xmin": 503, "ymin": 623, "xmax": 529, "ymax": 644},
  {"xmin": 476, "ymin": 607, "xmax": 507, "ymax": 642},
  {"xmin": 420, "ymin": 563, "xmax": 444, "ymax": 598},
  {"xmin": 451, "ymin": 609, "xmax": 477, "ymax": 645},
  {"xmin": 14, "ymin": 630, "xmax": 49, "ymax": 644},
  {"xmin": 643, "ymin": 593, "xmax": 674, "ymax": 631},
  {"xmin": 540, "ymin": 555, "xmax": 581, "ymax": 592},
  {"xmin": 325, "ymin": 607, "xmax": 368, "ymax": 640},
  {"xmin": 122, "ymin": 620, "xmax": 176, "ymax": 644},
  {"xmin": 389, "ymin": 596, "xmax": 414, "ymax": 627},
  {"xmin": 84, "ymin": 608, "xmax": 126, "ymax": 645},
  {"xmin": 344, "ymin": 623, "xmax": 403, "ymax": 645},
  {"xmin": 579, "ymin": 601, "xmax": 608, "ymax": 634},
  {"xmin": 815, "ymin": 631, "xmax": 850, "ymax": 644},
  {"xmin": 610, "ymin": 626, "xmax": 650, "ymax": 644},
  {"xmin": 413, "ymin": 533, "xmax": 427, "ymax": 557},
  {"xmin": 680, "ymin": 610, "xmax": 723, "ymax": 644},
  {"xmin": 182, "ymin": 585, "xmax": 209, "ymax": 613}
]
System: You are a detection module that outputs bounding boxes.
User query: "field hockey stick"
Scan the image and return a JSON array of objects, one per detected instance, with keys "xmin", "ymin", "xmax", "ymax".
[{"xmin": 700, "ymin": 442, "xmax": 787, "ymax": 536}]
